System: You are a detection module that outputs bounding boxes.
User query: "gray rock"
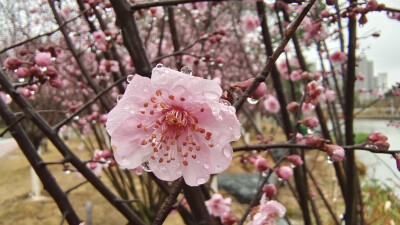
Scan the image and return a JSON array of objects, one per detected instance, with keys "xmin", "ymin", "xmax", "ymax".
[{"xmin": 217, "ymin": 173, "xmax": 276, "ymax": 203}]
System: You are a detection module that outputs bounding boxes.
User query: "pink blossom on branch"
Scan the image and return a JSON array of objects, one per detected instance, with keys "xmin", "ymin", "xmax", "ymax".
[
  {"xmin": 34, "ymin": 52, "xmax": 52, "ymax": 67},
  {"xmin": 329, "ymin": 51, "xmax": 346, "ymax": 64},
  {"xmin": 263, "ymin": 95, "xmax": 280, "ymax": 114},
  {"xmin": 106, "ymin": 65, "xmax": 241, "ymax": 186},
  {"xmin": 323, "ymin": 144, "xmax": 345, "ymax": 162},
  {"xmin": 205, "ymin": 193, "xmax": 232, "ymax": 217}
]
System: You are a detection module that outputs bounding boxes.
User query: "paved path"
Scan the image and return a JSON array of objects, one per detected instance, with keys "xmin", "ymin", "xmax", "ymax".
[{"xmin": 0, "ymin": 138, "xmax": 18, "ymax": 158}]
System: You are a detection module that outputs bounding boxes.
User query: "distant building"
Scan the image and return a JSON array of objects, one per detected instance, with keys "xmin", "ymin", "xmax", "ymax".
[
  {"xmin": 355, "ymin": 57, "xmax": 387, "ymax": 101},
  {"xmin": 376, "ymin": 72, "xmax": 388, "ymax": 93}
]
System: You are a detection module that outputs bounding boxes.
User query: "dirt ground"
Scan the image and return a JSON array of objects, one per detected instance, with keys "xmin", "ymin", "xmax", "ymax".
[{"xmin": 0, "ymin": 122, "xmax": 342, "ymax": 225}]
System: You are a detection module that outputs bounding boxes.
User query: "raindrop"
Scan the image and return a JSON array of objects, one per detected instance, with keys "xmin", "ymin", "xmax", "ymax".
[
  {"xmin": 127, "ymin": 74, "xmax": 135, "ymax": 83},
  {"xmin": 223, "ymin": 147, "xmax": 232, "ymax": 158},
  {"xmin": 261, "ymin": 171, "xmax": 268, "ymax": 177},
  {"xmin": 176, "ymin": 170, "xmax": 182, "ymax": 175},
  {"xmin": 173, "ymin": 85, "xmax": 186, "ymax": 96},
  {"xmin": 180, "ymin": 66, "xmax": 192, "ymax": 75},
  {"xmin": 209, "ymin": 62, "xmax": 215, "ymax": 66},
  {"xmin": 129, "ymin": 108, "xmax": 135, "ymax": 114},
  {"xmin": 247, "ymin": 98, "xmax": 259, "ymax": 104},
  {"xmin": 291, "ymin": 163, "xmax": 296, "ymax": 168},
  {"xmin": 88, "ymin": 15, "xmax": 95, "ymax": 22},
  {"xmin": 203, "ymin": 91, "xmax": 219, "ymax": 100},
  {"xmin": 307, "ymin": 128, "xmax": 315, "ymax": 134},
  {"xmin": 219, "ymin": 99, "xmax": 231, "ymax": 106},
  {"xmin": 326, "ymin": 156, "xmax": 333, "ymax": 164},
  {"xmin": 123, "ymin": 104, "xmax": 129, "ymax": 110},
  {"xmin": 215, "ymin": 165, "xmax": 221, "ymax": 172},
  {"xmin": 64, "ymin": 170, "xmax": 71, "ymax": 175},
  {"xmin": 105, "ymin": 36, "xmax": 111, "ymax": 41},
  {"xmin": 218, "ymin": 63, "xmax": 223, "ymax": 68},
  {"xmin": 117, "ymin": 94, "xmax": 123, "ymax": 101},
  {"xmin": 141, "ymin": 161, "xmax": 152, "ymax": 172},
  {"xmin": 203, "ymin": 163, "xmax": 210, "ymax": 170},
  {"xmin": 121, "ymin": 157, "xmax": 128, "ymax": 166},
  {"xmin": 160, "ymin": 165, "xmax": 167, "ymax": 172},
  {"xmin": 156, "ymin": 63, "xmax": 164, "ymax": 68},
  {"xmin": 196, "ymin": 177, "xmax": 206, "ymax": 184},
  {"xmin": 278, "ymin": 178, "xmax": 283, "ymax": 182},
  {"xmin": 18, "ymin": 78, "xmax": 25, "ymax": 82},
  {"xmin": 73, "ymin": 116, "xmax": 79, "ymax": 120}
]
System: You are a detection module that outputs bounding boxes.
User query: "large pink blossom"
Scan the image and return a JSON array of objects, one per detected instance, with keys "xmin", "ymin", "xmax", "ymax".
[
  {"xmin": 106, "ymin": 65, "xmax": 241, "ymax": 186},
  {"xmin": 205, "ymin": 193, "xmax": 232, "ymax": 217}
]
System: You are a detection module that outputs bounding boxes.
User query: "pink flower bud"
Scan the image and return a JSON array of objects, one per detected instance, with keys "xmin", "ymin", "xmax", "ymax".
[
  {"xmin": 374, "ymin": 140, "xmax": 390, "ymax": 150},
  {"xmin": 286, "ymin": 155, "xmax": 303, "ymax": 166},
  {"xmin": 4, "ymin": 57, "xmax": 21, "ymax": 70},
  {"xmin": 30, "ymin": 66, "xmax": 43, "ymax": 78},
  {"xmin": 301, "ymin": 117, "xmax": 319, "ymax": 129},
  {"xmin": 44, "ymin": 66, "xmax": 58, "ymax": 78},
  {"xmin": 49, "ymin": 78, "xmax": 62, "ymax": 88},
  {"xmin": 276, "ymin": 166, "xmax": 293, "ymax": 180},
  {"xmin": 324, "ymin": 144, "xmax": 345, "ymax": 162},
  {"xmin": 253, "ymin": 82, "xmax": 267, "ymax": 100},
  {"xmin": 99, "ymin": 114, "xmax": 108, "ymax": 124},
  {"xmin": 34, "ymin": 52, "xmax": 52, "ymax": 67},
  {"xmin": 89, "ymin": 162, "xmax": 97, "ymax": 170},
  {"xmin": 221, "ymin": 212, "xmax": 238, "ymax": 225},
  {"xmin": 320, "ymin": 10, "xmax": 330, "ymax": 18},
  {"xmin": 286, "ymin": 101, "xmax": 299, "ymax": 114},
  {"xmin": 255, "ymin": 157, "xmax": 270, "ymax": 171},
  {"xmin": 101, "ymin": 150, "xmax": 112, "ymax": 158},
  {"xmin": 262, "ymin": 184, "xmax": 277, "ymax": 198},
  {"xmin": 367, "ymin": 132, "xmax": 388, "ymax": 143},
  {"xmin": 16, "ymin": 67, "xmax": 30, "ymax": 78},
  {"xmin": 20, "ymin": 88, "xmax": 31, "ymax": 97},
  {"xmin": 305, "ymin": 135, "xmax": 324, "ymax": 148}
]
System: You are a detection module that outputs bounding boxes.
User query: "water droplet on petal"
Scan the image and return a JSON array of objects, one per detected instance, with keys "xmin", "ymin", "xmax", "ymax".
[
  {"xmin": 156, "ymin": 63, "xmax": 164, "ymax": 68},
  {"xmin": 247, "ymin": 98, "xmax": 259, "ymax": 104},
  {"xmin": 219, "ymin": 99, "xmax": 231, "ymax": 106},
  {"xmin": 173, "ymin": 85, "xmax": 186, "ymax": 96},
  {"xmin": 223, "ymin": 147, "xmax": 232, "ymax": 158},
  {"xmin": 123, "ymin": 104, "xmax": 129, "ymax": 110},
  {"xmin": 203, "ymin": 163, "xmax": 210, "ymax": 170},
  {"xmin": 326, "ymin": 156, "xmax": 333, "ymax": 164},
  {"xmin": 64, "ymin": 170, "xmax": 71, "ymax": 175},
  {"xmin": 160, "ymin": 165, "xmax": 167, "ymax": 172},
  {"xmin": 142, "ymin": 161, "xmax": 152, "ymax": 172},
  {"xmin": 129, "ymin": 108, "xmax": 135, "ymax": 114},
  {"xmin": 117, "ymin": 94, "xmax": 123, "ymax": 101},
  {"xmin": 127, "ymin": 74, "xmax": 135, "ymax": 83},
  {"xmin": 121, "ymin": 157, "xmax": 128, "ymax": 166},
  {"xmin": 203, "ymin": 91, "xmax": 220, "ymax": 100},
  {"xmin": 196, "ymin": 177, "xmax": 206, "ymax": 184},
  {"xmin": 176, "ymin": 169, "xmax": 182, "ymax": 175},
  {"xmin": 291, "ymin": 163, "xmax": 296, "ymax": 168},
  {"xmin": 215, "ymin": 165, "xmax": 221, "ymax": 172},
  {"xmin": 180, "ymin": 66, "xmax": 192, "ymax": 75}
]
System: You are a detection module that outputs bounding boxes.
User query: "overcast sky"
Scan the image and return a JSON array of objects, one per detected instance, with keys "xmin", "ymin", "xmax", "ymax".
[{"xmin": 357, "ymin": 0, "xmax": 400, "ymax": 87}]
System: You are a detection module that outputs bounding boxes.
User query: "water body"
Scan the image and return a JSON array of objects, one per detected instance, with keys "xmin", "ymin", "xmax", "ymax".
[{"xmin": 353, "ymin": 119, "xmax": 400, "ymax": 196}]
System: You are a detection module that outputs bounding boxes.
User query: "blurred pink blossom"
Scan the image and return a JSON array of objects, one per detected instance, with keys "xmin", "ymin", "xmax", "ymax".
[
  {"xmin": 205, "ymin": 194, "xmax": 232, "ymax": 217},
  {"xmin": 34, "ymin": 52, "xmax": 52, "ymax": 67},
  {"xmin": 263, "ymin": 95, "xmax": 280, "ymax": 114}
]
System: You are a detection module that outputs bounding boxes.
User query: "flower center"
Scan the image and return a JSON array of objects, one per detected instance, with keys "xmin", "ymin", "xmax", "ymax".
[{"xmin": 136, "ymin": 89, "xmax": 214, "ymax": 166}]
